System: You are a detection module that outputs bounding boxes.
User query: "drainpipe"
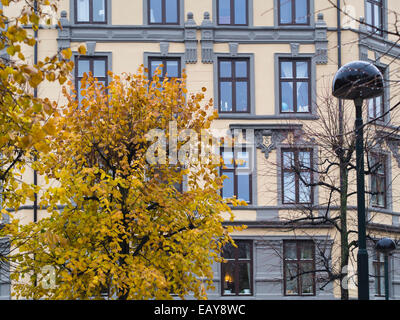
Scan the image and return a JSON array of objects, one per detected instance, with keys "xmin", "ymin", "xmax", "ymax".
[{"xmin": 33, "ymin": 0, "xmax": 38, "ymax": 223}]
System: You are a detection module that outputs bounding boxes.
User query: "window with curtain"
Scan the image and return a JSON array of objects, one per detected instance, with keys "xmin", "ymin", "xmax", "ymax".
[
  {"xmin": 217, "ymin": 0, "xmax": 248, "ymax": 25},
  {"xmin": 281, "ymin": 148, "xmax": 313, "ymax": 204},
  {"xmin": 284, "ymin": 241, "xmax": 315, "ymax": 296},
  {"xmin": 75, "ymin": 56, "xmax": 108, "ymax": 103},
  {"xmin": 149, "ymin": 0, "xmax": 179, "ymax": 24},
  {"xmin": 278, "ymin": 0, "xmax": 310, "ymax": 25},
  {"xmin": 218, "ymin": 58, "xmax": 250, "ymax": 113},
  {"xmin": 220, "ymin": 147, "xmax": 252, "ymax": 203},
  {"xmin": 76, "ymin": 0, "xmax": 106, "ymax": 23},
  {"xmin": 370, "ymin": 153, "xmax": 387, "ymax": 208},
  {"xmin": 368, "ymin": 66, "xmax": 385, "ymax": 121},
  {"xmin": 373, "ymin": 250, "xmax": 385, "ymax": 297},
  {"xmin": 365, "ymin": 0, "xmax": 383, "ymax": 36},
  {"xmin": 221, "ymin": 240, "xmax": 253, "ymax": 296},
  {"xmin": 279, "ymin": 58, "xmax": 311, "ymax": 113}
]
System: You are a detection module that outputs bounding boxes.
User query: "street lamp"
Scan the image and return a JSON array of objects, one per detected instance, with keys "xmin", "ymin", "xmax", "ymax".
[
  {"xmin": 376, "ymin": 238, "xmax": 396, "ymax": 300},
  {"xmin": 332, "ymin": 60, "xmax": 384, "ymax": 300}
]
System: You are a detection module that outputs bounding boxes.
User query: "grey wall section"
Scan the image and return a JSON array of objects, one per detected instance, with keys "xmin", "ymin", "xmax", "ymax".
[
  {"xmin": 0, "ymin": 238, "xmax": 10, "ymax": 300},
  {"xmin": 206, "ymin": 237, "xmax": 335, "ymax": 299}
]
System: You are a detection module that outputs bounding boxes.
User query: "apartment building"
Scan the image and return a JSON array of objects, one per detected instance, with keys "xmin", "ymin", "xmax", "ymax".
[{"xmin": 2, "ymin": 0, "xmax": 400, "ymax": 300}]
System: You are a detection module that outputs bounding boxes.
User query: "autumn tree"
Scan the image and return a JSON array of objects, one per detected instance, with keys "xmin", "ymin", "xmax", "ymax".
[{"xmin": 4, "ymin": 67, "xmax": 244, "ymax": 300}]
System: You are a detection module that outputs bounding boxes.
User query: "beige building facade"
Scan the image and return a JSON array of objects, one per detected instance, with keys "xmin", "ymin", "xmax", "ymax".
[{"xmin": 2, "ymin": 0, "xmax": 400, "ymax": 299}]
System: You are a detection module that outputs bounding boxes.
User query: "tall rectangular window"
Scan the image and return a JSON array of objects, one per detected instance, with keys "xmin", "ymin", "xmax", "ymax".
[
  {"xmin": 149, "ymin": 0, "xmax": 179, "ymax": 25},
  {"xmin": 284, "ymin": 241, "xmax": 315, "ymax": 296},
  {"xmin": 221, "ymin": 147, "xmax": 252, "ymax": 203},
  {"xmin": 373, "ymin": 250, "xmax": 385, "ymax": 297},
  {"xmin": 370, "ymin": 153, "xmax": 387, "ymax": 208},
  {"xmin": 279, "ymin": 59, "xmax": 311, "ymax": 113},
  {"xmin": 366, "ymin": 0, "xmax": 383, "ymax": 35},
  {"xmin": 368, "ymin": 66, "xmax": 385, "ymax": 121},
  {"xmin": 149, "ymin": 57, "xmax": 181, "ymax": 81},
  {"xmin": 75, "ymin": 0, "xmax": 106, "ymax": 23},
  {"xmin": 281, "ymin": 149, "xmax": 313, "ymax": 204},
  {"xmin": 218, "ymin": 59, "xmax": 250, "ymax": 113},
  {"xmin": 217, "ymin": 0, "xmax": 248, "ymax": 25},
  {"xmin": 221, "ymin": 240, "xmax": 253, "ymax": 296},
  {"xmin": 278, "ymin": 0, "xmax": 310, "ymax": 25},
  {"xmin": 75, "ymin": 56, "xmax": 108, "ymax": 103}
]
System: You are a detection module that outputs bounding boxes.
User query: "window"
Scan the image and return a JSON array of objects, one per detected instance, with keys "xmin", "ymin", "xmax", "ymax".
[
  {"xmin": 370, "ymin": 153, "xmax": 387, "ymax": 208},
  {"xmin": 221, "ymin": 147, "xmax": 252, "ymax": 203},
  {"xmin": 148, "ymin": 0, "xmax": 179, "ymax": 25},
  {"xmin": 75, "ymin": 0, "xmax": 106, "ymax": 23},
  {"xmin": 217, "ymin": 0, "xmax": 248, "ymax": 26},
  {"xmin": 148, "ymin": 57, "xmax": 181, "ymax": 81},
  {"xmin": 218, "ymin": 58, "xmax": 250, "ymax": 113},
  {"xmin": 283, "ymin": 241, "xmax": 315, "ymax": 296},
  {"xmin": 281, "ymin": 149, "xmax": 313, "ymax": 204},
  {"xmin": 373, "ymin": 250, "xmax": 385, "ymax": 297},
  {"xmin": 221, "ymin": 240, "xmax": 253, "ymax": 296},
  {"xmin": 75, "ymin": 56, "xmax": 108, "ymax": 103},
  {"xmin": 278, "ymin": 0, "xmax": 310, "ymax": 25},
  {"xmin": 365, "ymin": 0, "xmax": 383, "ymax": 36},
  {"xmin": 279, "ymin": 59, "xmax": 311, "ymax": 113},
  {"xmin": 368, "ymin": 66, "xmax": 385, "ymax": 121}
]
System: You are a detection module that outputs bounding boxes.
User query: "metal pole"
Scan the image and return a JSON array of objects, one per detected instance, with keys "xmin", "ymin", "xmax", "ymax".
[
  {"xmin": 384, "ymin": 255, "xmax": 389, "ymax": 300},
  {"xmin": 354, "ymin": 97, "xmax": 369, "ymax": 300}
]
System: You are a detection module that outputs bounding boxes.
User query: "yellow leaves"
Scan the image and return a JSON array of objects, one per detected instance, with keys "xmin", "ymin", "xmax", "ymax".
[
  {"xmin": 61, "ymin": 48, "xmax": 72, "ymax": 60},
  {"xmin": 78, "ymin": 44, "xmax": 87, "ymax": 55}
]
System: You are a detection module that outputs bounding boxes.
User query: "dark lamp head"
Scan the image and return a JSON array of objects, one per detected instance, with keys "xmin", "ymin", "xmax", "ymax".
[
  {"xmin": 332, "ymin": 61, "xmax": 383, "ymax": 100},
  {"xmin": 376, "ymin": 238, "xmax": 396, "ymax": 255}
]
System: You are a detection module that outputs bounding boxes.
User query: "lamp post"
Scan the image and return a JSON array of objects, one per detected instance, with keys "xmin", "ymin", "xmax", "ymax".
[
  {"xmin": 332, "ymin": 61, "xmax": 384, "ymax": 300},
  {"xmin": 376, "ymin": 238, "xmax": 396, "ymax": 300}
]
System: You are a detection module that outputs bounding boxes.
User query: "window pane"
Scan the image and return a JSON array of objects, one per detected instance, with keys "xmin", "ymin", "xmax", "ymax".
[
  {"xmin": 285, "ymin": 263, "xmax": 298, "ymax": 294},
  {"xmin": 295, "ymin": 0, "xmax": 307, "ymax": 24},
  {"xmin": 368, "ymin": 98, "xmax": 375, "ymax": 118},
  {"xmin": 220, "ymin": 82, "xmax": 233, "ymax": 111},
  {"xmin": 374, "ymin": 4, "xmax": 380, "ymax": 29},
  {"xmin": 366, "ymin": 2, "xmax": 372, "ymax": 29},
  {"xmin": 165, "ymin": 0, "xmax": 178, "ymax": 23},
  {"xmin": 296, "ymin": 82, "xmax": 309, "ymax": 112},
  {"xmin": 283, "ymin": 151, "xmax": 294, "ymax": 169},
  {"xmin": 299, "ymin": 151, "xmax": 310, "ymax": 169},
  {"xmin": 93, "ymin": 60, "xmax": 106, "ymax": 78},
  {"xmin": 299, "ymin": 172, "xmax": 311, "ymax": 203},
  {"xmin": 223, "ymin": 243, "xmax": 235, "ymax": 259},
  {"xmin": 296, "ymin": 61, "xmax": 308, "ymax": 78},
  {"xmin": 238, "ymin": 263, "xmax": 251, "ymax": 294},
  {"xmin": 220, "ymin": 61, "xmax": 232, "ymax": 78},
  {"xmin": 237, "ymin": 151, "xmax": 249, "ymax": 169},
  {"xmin": 219, "ymin": 0, "xmax": 231, "ymax": 24},
  {"xmin": 371, "ymin": 177, "xmax": 377, "ymax": 204},
  {"xmin": 222, "ymin": 151, "xmax": 234, "ymax": 169},
  {"xmin": 234, "ymin": 0, "xmax": 247, "ymax": 25},
  {"xmin": 300, "ymin": 262, "xmax": 314, "ymax": 294},
  {"xmin": 93, "ymin": 0, "xmax": 105, "ymax": 22},
  {"xmin": 300, "ymin": 243, "xmax": 313, "ymax": 260},
  {"xmin": 237, "ymin": 173, "xmax": 250, "ymax": 202},
  {"xmin": 238, "ymin": 242, "xmax": 250, "ymax": 259},
  {"xmin": 166, "ymin": 60, "xmax": 179, "ymax": 77},
  {"xmin": 222, "ymin": 171, "xmax": 234, "ymax": 198},
  {"xmin": 376, "ymin": 95, "xmax": 383, "ymax": 117},
  {"xmin": 283, "ymin": 172, "xmax": 296, "ymax": 203},
  {"xmin": 279, "ymin": 0, "xmax": 292, "ymax": 24},
  {"xmin": 235, "ymin": 61, "xmax": 247, "ymax": 78},
  {"xmin": 78, "ymin": 80, "xmax": 84, "ymax": 102},
  {"xmin": 284, "ymin": 242, "xmax": 297, "ymax": 259},
  {"xmin": 77, "ymin": 0, "xmax": 89, "ymax": 22},
  {"xmin": 150, "ymin": 60, "xmax": 163, "ymax": 77},
  {"xmin": 281, "ymin": 61, "xmax": 293, "ymax": 78},
  {"xmin": 150, "ymin": 0, "xmax": 162, "ymax": 23},
  {"xmin": 78, "ymin": 59, "xmax": 90, "ymax": 77},
  {"xmin": 281, "ymin": 82, "xmax": 294, "ymax": 112},
  {"xmin": 223, "ymin": 263, "xmax": 235, "ymax": 294},
  {"xmin": 236, "ymin": 82, "xmax": 248, "ymax": 112}
]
